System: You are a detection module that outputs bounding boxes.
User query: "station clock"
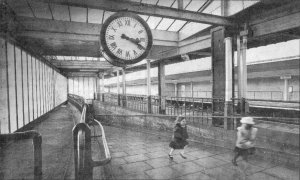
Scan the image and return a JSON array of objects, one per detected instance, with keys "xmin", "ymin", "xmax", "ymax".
[{"xmin": 100, "ymin": 11, "xmax": 153, "ymax": 67}]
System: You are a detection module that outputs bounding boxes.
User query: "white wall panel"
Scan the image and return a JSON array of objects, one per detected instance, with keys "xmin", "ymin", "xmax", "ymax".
[
  {"xmin": 28, "ymin": 55, "xmax": 33, "ymax": 122},
  {"xmin": 37, "ymin": 60, "xmax": 41, "ymax": 117},
  {"xmin": 16, "ymin": 47, "xmax": 24, "ymax": 128},
  {"xmin": 32, "ymin": 57, "xmax": 37, "ymax": 119},
  {"xmin": 7, "ymin": 43, "xmax": 17, "ymax": 132},
  {"xmin": 22, "ymin": 50, "xmax": 29, "ymax": 125},
  {"xmin": 0, "ymin": 39, "xmax": 9, "ymax": 133}
]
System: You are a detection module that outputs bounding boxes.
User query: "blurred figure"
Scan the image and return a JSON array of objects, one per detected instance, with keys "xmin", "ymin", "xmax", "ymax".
[
  {"xmin": 232, "ymin": 117, "xmax": 258, "ymax": 166},
  {"xmin": 168, "ymin": 115, "xmax": 189, "ymax": 160}
]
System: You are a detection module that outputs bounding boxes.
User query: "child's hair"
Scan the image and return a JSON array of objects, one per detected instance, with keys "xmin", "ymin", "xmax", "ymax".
[{"xmin": 174, "ymin": 115, "xmax": 185, "ymax": 126}]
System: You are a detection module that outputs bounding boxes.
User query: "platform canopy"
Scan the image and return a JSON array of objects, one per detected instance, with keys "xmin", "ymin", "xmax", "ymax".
[{"xmin": 1, "ymin": 0, "xmax": 299, "ymax": 76}]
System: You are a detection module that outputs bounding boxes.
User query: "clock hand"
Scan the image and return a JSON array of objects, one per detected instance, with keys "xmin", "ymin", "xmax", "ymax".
[{"xmin": 121, "ymin": 34, "xmax": 145, "ymax": 50}]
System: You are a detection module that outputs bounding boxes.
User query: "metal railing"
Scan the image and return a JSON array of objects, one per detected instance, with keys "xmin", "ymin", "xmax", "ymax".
[
  {"xmin": 70, "ymin": 95, "xmax": 111, "ymax": 180},
  {"xmin": 0, "ymin": 130, "xmax": 42, "ymax": 180}
]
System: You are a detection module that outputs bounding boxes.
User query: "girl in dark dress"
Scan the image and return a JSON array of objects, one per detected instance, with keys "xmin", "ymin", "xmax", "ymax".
[{"xmin": 168, "ymin": 116, "xmax": 189, "ymax": 160}]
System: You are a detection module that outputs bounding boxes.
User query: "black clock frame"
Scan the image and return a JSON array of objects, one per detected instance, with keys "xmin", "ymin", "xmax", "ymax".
[{"xmin": 100, "ymin": 11, "xmax": 153, "ymax": 67}]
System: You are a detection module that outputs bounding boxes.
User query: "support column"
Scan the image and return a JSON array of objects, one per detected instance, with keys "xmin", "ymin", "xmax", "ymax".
[
  {"xmin": 238, "ymin": 29, "xmax": 249, "ymax": 115},
  {"xmin": 146, "ymin": 59, "xmax": 152, "ymax": 113},
  {"xmin": 101, "ymin": 74, "xmax": 105, "ymax": 102},
  {"xmin": 174, "ymin": 82, "xmax": 178, "ymax": 97},
  {"xmin": 122, "ymin": 68, "xmax": 126, "ymax": 107},
  {"xmin": 190, "ymin": 82, "xmax": 193, "ymax": 98},
  {"xmin": 117, "ymin": 70, "xmax": 121, "ymax": 106},
  {"xmin": 96, "ymin": 74, "xmax": 100, "ymax": 100},
  {"xmin": 224, "ymin": 37, "xmax": 233, "ymax": 130},
  {"xmin": 158, "ymin": 61, "xmax": 166, "ymax": 114},
  {"xmin": 281, "ymin": 75, "xmax": 291, "ymax": 101}
]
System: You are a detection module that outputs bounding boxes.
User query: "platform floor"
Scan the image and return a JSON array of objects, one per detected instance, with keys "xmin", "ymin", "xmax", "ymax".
[{"xmin": 0, "ymin": 104, "xmax": 299, "ymax": 180}]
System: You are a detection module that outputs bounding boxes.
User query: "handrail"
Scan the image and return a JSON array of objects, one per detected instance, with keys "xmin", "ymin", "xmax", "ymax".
[
  {"xmin": 91, "ymin": 119, "xmax": 111, "ymax": 167},
  {"xmin": 0, "ymin": 130, "xmax": 42, "ymax": 180},
  {"xmin": 80, "ymin": 104, "xmax": 87, "ymax": 123}
]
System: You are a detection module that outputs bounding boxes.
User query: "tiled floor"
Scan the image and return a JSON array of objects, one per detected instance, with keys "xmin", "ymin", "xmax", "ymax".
[{"xmin": 0, "ymin": 104, "xmax": 299, "ymax": 180}]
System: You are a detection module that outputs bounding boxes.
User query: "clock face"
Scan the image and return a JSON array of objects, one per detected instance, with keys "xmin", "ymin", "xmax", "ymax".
[{"xmin": 100, "ymin": 12, "xmax": 153, "ymax": 66}]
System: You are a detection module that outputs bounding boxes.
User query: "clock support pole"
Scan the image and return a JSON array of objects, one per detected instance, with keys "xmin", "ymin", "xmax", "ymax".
[{"xmin": 158, "ymin": 61, "xmax": 166, "ymax": 114}]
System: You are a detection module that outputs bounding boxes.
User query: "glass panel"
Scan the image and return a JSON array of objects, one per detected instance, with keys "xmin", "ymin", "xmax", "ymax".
[
  {"xmin": 156, "ymin": 18, "xmax": 175, "ymax": 30},
  {"xmin": 29, "ymin": 1, "xmax": 52, "ymax": 19},
  {"xmin": 6, "ymin": 0, "xmax": 34, "ymax": 17},
  {"xmin": 142, "ymin": 0, "xmax": 158, "ymax": 5},
  {"xmin": 88, "ymin": 8, "xmax": 104, "ymax": 24},
  {"xmin": 157, "ymin": 0, "xmax": 175, "ymax": 7},
  {"xmin": 180, "ymin": 22, "xmax": 210, "ymax": 38},
  {"xmin": 103, "ymin": 11, "xmax": 115, "ymax": 22},
  {"xmin": 51, "ymin": 4, "xmax": 70, "ymax": 21},
  {"xmin": 168, "ymin": 20, "xmax": 186, "ymax": 31},
  {"xmin": 185, "ymin": 0, "xmax": 206, "ymax": 11},
  {"xmin": 202, "ymin": 0, "xmax": 221, "ymax": 14},
  {"xmin": 70, "ymin": 6, "xmax": 87, "ymax": 22},
  {"xmin": 147, "ymin": 16, "xmax": 163, "ymax": 29}
]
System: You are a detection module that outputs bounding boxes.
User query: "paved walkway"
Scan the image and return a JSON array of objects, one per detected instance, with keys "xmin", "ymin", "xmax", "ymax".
[
  {"xmin": 104, "ymin": 126, "xmax": 299, "ymax": 180},
  {"xmin": 0, "ymin": 104, "xmax": 299, "ymax": 180}
]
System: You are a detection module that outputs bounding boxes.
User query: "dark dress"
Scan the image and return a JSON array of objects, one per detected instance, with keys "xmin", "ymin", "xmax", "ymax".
[{"xmin": 169, "ymin": 124, "xmax": 189, "ymax": 149}]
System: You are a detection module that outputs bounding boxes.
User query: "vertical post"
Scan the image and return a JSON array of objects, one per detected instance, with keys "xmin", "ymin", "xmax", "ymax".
[
  {"xmin": 101, "ymin": 74, "xmax": 105, "ymax": 102},
  {"xmin": 117, "ymin": 70, "xmax": 120, "ymax": 106},
  {"xmin": 174, "ymin": 82, "xmax": 178, "ymax": 97},
  {"xmin": 122, "ymin": 68, "xmax": 126, "ymax": 107},
  {"xmin": 158, "ymin": 61, "xmax": 166, "ymax": 114},
  {"xmin": 190, "ymin": 81, "xmax": 193, "ymax": 98},
  {"xmin": 96, "ymin": 74, "xmax": 100, "ymax": 100},
  {"xmin": 224, "ymin": 37, "xmax": 233, "ymax": 130},
  {"xmin": 33, "ymin": 135, "xmax": 42, "ymax": 180},
  {"xmin": 280, "ymin": 75, "xmax": 291, "ymax": 101},
  {"xmin": 240, "ymin": 28, "xmax": 248, "ymax": 115},
  {"xmin": 146, "ymin": 59, "xmax": 152, "ymax": 113}
]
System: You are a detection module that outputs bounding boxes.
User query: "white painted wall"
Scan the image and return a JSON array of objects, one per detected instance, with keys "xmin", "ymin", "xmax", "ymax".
[{"xmin": 0, "ymin": 38, "xmax": 67, "ymax": 134}]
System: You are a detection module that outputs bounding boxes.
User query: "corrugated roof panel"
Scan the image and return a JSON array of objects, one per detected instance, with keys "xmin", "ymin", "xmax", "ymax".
[
  {"xmin": 70, "ymin": 6, "xmax": 87, "ymax": 22},
  {"xmin": 28, "ymin": 1, "xmax": 52, "ymax": 19},
  {"xmin": 7, "ymin": 0, "xmax": 34, "ymax": 17},
  {"xmin": 88, "ymin": 8, "xmax": 104, "ymax": 24},
  {"xmin": 147, "ymin": 16, "xmax": 163, "ymax": 29},
  {"xmin": 51, "ymin": 4, "xmax": 70, "ymax": 21},
  {"xmin": 156, "ymin": 18, "xmax": 175, "ymax": 30},
  {"xmin": 168, "ymin": 20, "xmax": 186, "ymax": 31}
]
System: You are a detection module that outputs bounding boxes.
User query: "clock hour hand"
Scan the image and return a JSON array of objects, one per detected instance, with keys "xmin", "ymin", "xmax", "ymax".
[{"xmin": 121, "ymin": 34, "xmax": 145, "ymax": 50}]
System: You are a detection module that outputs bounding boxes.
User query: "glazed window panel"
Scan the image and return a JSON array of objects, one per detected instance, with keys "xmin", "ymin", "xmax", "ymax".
[{"xmin": 32, "ymin": 57, "xmax": 37, "ymax": 119}]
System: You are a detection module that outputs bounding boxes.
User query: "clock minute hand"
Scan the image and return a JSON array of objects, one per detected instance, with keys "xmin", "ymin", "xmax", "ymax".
[{"xmin": 121, "ymin": 34, "xmax": 145, "ymax": 50}]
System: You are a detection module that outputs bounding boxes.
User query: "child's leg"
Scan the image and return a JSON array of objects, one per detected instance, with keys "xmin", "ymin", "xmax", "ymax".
[
  {"xmin": 232, "ymin": 151, "xmax": 240, "ymax": 166},
  {"xmin": 180, "ymin": 145, "xmax": 187, "ymax": 159},
  {"xmin": 169, "ymin": 148, "xmax": 174, "ymax": 160},
  {"xmin": 169, "ymin": 148, "xmax": 174, "ymax": 155}
]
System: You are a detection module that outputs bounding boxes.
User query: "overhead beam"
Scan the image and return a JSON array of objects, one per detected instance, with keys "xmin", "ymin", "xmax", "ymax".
[
  {"xmin": 239, "ymin": 1, "xmax": 300, "ymax": 37},
  {"xmin": 15, "ymin": 16, "xmax": 178, "ymax": 46},
  {"xmin": 51, "ymin": 60, "xmax": 114, "ymax": 69},
  {"xmin": 35, "ymin": 0, "xmax": 235, "ymax": 26}
]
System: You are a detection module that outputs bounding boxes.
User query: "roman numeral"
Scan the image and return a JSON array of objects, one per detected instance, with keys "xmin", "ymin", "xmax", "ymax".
[
  {"xmin": 126, "ymin": 51, "xmax": 130, "ymax": 58},
  {"xmin": 117, "ymin": 21, "xmax": 123, "ymax": 27},
  {"xmin": 140, "ymin": 38, "xmax": 145, "ymax": 42},
  {"xmin": 109, "ymin": 35, "xmax": 114, "ymax": 40},
  {"xmin": 117, "ymin": 48, "xmax": 122, "ymax": 55},
  {"xmin": 111, "ymin": 27, "xmax": 117, "ymax": 32},
  {"xmin": 138, "ymin": 45, "xmax": 143, "ymax": 50},
  {"xmin": 138, "ymin": 30, "xmax": 144, "ymax": 34},
  {"xmin": 125, "ymin": 20, "xmax": 130, "ymax": 26},
  {"xmin": 133, "ymin": 50, "xmax": 138, "ymax": 56},
  {"xmin": 110, "ymin": 42, "xmax": 117, "ymax": 50},
  {"xmin": 134, "ymin": 24, "xmax": 137, "ymax": 28}
]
